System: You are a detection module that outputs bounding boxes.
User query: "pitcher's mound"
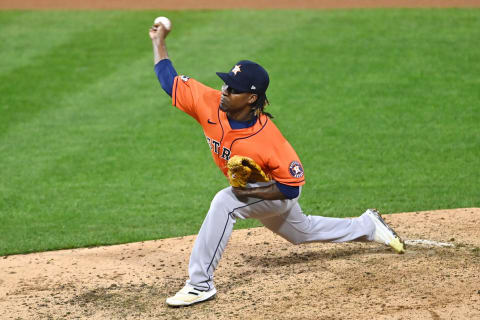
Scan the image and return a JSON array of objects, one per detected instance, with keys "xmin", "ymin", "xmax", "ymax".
[{"xmin": 1, "ymin": 208, "xmax": 479, "ymax": 319}]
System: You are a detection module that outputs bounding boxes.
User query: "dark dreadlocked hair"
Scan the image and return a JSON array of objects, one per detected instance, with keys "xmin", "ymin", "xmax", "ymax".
[{"xmin": 250, "ymin": 94, "xmax": 273, "ymax": 120}]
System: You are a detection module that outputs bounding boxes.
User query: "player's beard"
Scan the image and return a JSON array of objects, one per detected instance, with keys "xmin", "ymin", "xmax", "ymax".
[{"xmin": 219, "ymin": 97, "xmax": 229, "ymax": 112}]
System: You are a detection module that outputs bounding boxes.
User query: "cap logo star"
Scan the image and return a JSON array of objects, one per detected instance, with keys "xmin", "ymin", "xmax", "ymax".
[{"xmin": 232, "ymin": 65, "xmax": 241, "ymax": 75}]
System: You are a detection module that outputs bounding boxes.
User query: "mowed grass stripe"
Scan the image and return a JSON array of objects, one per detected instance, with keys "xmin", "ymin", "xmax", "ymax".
[
  {"xmin": 0, "ymin": 11, "xmax": 121, "ymax": 74},
  {"xmin": 0, "ymin": 50, "xmax": 213, "ymax": 252},
  {"xmin": 1, "ymin": 10, "xmax": 302, "ymax": 254},
  {"xmin": 0, "ymin": 9, "xmax": 479, "ymax": 255},
  {"xmin": 247, "ymin": 9, "xmax": 480, "ymax": 214},
  {"xmin": 0, "ymin": 58, "xmax": 217, "ymax": 253},
  {"xmin": 0, "ymin": 12, "xmax": 177, "ymax": 135}
]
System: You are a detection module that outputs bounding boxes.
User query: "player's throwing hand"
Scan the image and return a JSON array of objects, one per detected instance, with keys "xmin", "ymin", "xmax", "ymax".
[
  {"xmin": 149, "ymin": 17, "xmax": 171, "ymax": 64},
  {"xmin": 149, "ymin": 20, "xmax": 170, "ymax": 44}
]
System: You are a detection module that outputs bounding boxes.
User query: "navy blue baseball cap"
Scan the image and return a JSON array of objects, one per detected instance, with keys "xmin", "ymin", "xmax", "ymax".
[{"xmin": 216, "ymin": 60, "xmax": 269, "ymax": 95}]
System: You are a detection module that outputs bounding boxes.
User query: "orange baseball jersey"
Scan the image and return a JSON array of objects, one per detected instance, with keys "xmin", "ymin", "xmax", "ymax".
[{"xmin": 171, "ymin": 75, "xmax": 305, "ymax": 187}]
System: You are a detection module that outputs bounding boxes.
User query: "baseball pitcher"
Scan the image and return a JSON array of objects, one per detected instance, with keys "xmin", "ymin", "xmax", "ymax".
[{"xmin": 149, "ymin": 19, "xmax": 405, "ymax": 307}]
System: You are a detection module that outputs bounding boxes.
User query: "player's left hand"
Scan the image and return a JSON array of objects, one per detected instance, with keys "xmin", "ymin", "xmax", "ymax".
[{"xmin": 227, "ymin": 155, "xmax": 269, "ymax": 188}]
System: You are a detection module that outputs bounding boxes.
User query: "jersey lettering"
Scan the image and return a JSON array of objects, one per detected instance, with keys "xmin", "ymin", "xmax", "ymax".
[
  {"xmin": 206, "ymin": 135, "xmax": 231, "ymax": 160},
  {"xmin": 212, "ymin": 140, "xmax": 220, "ymax": 154},
  {"xmin": 220, "ymin": 147, "xmax": 231, "ymax": 161}
]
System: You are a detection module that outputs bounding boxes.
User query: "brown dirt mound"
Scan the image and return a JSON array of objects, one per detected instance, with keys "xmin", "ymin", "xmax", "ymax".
[{"xmin": 1, "ymin": 208, "xmax": 479, "ymax": 319}]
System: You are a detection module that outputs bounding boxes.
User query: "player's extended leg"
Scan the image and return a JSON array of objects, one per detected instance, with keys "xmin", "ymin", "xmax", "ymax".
[
  {"xmin": 258, "ymin": 203, "xmax": 405, "ymax": 253},
  {"xmin": 258, "ymin": 202, "xmax": 375, "ymax": 244},
  {"xmin": 166, "ymin": 188, "xmax": 404, "ymax": 307},
  {"xmin": 186, "ymin": 189, "xmax": 266, "ymax": 291},
  {"xmin": 166, "ymin": 186, "xmax": 269, "ymax": 307}
]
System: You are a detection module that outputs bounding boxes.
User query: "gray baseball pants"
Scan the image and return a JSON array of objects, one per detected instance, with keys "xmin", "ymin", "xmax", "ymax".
[{"xmin": 187, "ymin": 184, "xmax": 376, "ymax": 291}]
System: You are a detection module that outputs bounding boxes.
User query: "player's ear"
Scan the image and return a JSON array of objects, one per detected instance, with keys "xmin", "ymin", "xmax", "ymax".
[{"xmin": 248, "ymin": 94, "xmax": 258, "ymax": 105}]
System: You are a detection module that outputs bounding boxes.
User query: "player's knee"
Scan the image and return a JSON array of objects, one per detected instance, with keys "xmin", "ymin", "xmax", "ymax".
[{"xmin": 209, "ymin": 189, "xmax": 233, "ymax": 213}]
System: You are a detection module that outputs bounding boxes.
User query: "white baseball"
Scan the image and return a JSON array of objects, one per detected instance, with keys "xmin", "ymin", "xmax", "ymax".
[{"xmin": 154, "ymin": 16, "xmax": 171, "ymax": 30}]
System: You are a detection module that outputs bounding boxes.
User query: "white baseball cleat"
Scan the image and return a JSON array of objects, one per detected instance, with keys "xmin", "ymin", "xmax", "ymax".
[
  {"xmin": 365, "ymin": 209, "xmax": 405, "ymax": 254},
  {"xmin": 166, "ymin": 284, "xmax": 216, "ymax": 307}
]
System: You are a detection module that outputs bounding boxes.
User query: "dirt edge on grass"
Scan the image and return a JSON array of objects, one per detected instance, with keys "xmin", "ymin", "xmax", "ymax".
[{"xmin": 1, "ymin": 208, "xmax": 479, "ymax": 320}]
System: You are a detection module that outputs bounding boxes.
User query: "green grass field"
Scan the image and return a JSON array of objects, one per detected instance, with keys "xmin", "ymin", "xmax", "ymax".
[{"xmin": 1, "ymin": 9, "xmax": 479, "ymax": 256}]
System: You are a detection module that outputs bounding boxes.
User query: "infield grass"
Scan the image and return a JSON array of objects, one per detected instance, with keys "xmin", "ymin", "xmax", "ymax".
[{"xmin": 1, "ymin": 9, "xmax": 479, "ymax": 255}]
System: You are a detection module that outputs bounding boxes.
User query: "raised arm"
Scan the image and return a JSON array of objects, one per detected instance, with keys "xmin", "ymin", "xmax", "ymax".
[
  {"xmin": 149, "ymin": 20, "xmax": 170, "ymax": 64},
  {"xmin": 149, "ymin": 19, "xmax": 177, "ymax": 97}
]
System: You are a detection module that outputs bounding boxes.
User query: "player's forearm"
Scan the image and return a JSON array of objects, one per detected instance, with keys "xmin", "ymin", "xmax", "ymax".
[
  {"xmin": 233, "ymin": 184, "xmax": 286, "ymax": 201},
  {"xmin": 152, "ymin": 40, "xmax": 169, "ymax": 65}
]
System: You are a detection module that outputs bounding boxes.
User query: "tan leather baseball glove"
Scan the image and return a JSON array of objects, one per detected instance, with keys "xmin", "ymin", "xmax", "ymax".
[{"xmin": 227, "ymin": 155, "xmax": 270, "ymax": 188}]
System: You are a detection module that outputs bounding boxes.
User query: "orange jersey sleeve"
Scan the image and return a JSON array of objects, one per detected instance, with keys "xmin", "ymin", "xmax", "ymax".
[
  {"xmin": 227, "ymin": 120, "xmax": 305, "ymax": 187},
  {"xmin": 171, "ymin": 75, "xmax": 220, "ymax": 123},
  {"xmin": 266, "ymin": 139, "xmax": 305, "ymax": 186}
]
